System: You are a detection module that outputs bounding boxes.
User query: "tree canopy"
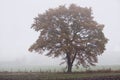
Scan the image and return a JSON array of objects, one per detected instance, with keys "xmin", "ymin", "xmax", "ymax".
[{"xmin": 29, "ymin": 4, "xmax": 108, "ymax": 72}]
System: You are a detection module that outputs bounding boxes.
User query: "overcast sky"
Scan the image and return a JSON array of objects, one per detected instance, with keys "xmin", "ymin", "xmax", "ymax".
[{"xmin": 0, "ymin": 0, "xmax": 120, "ymax": 66}]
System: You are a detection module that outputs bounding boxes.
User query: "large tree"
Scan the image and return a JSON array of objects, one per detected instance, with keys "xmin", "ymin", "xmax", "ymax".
[{"xmin": 29, "ymin": 4, "xmax": 108, "ymax": 72}]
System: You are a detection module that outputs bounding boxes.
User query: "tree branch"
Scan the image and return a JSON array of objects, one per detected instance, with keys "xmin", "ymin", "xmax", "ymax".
[{"xmin": 71, "ymin": 52, "xmax": 77, "ymax": 64}]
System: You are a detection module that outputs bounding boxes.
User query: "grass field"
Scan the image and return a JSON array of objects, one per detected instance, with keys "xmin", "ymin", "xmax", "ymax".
[
  {"xmin": 0, "ymin": 65, "xmax": 120, "ymax": 80},
  {"xmin": 0, "ymin": 71, "xmax": 120, "ymax": 80}
]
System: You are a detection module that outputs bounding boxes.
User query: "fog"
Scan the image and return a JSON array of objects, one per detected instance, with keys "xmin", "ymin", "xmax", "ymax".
[{"xmin": 0, "ymin": 0, "xmax": 120, "ymax": 66}]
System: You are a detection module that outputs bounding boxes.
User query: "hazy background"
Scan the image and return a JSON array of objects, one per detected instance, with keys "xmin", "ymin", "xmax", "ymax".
[{"xmin": 0, "ymin": 0, "xmax": 120, "ymax": 67}]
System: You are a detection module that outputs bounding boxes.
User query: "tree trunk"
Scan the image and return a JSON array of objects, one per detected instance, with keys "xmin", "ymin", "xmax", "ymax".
[
  {"xmin": 67, "ymin": 63, "xmax": 72, "ymax": 73},
  {"xmin": 66, "ymin": 53, "xmax": 73, "ymax": 73},
  {"xmin": 66, "ymin": 52, "xmax": 77, "ymax": 73}
]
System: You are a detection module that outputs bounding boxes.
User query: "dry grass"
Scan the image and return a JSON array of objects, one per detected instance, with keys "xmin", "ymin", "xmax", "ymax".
[{"xmin": 0, "ymin": 70, "xmax": 120, "ymax": 80}]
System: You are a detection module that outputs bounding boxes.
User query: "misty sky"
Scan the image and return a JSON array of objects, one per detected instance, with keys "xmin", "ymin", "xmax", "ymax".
[{"xmin": 0, "ymin": 0, "xmax": 120, "ymax": 66}]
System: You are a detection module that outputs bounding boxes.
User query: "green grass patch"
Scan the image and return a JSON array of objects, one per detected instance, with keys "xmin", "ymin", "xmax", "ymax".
[{"xmin": 0, "ymin": 72, "xmax": 120, "ymax": 80}]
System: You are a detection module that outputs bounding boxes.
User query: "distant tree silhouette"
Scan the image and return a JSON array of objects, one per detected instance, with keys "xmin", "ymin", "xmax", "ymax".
[{"xmin": 29, "ymin": 4, "xmax": 108, "ymax": 72}]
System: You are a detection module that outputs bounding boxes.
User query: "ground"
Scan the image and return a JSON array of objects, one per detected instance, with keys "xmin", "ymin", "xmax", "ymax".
[{"xmin": 0, "ymin": 72, "xmax": 120, "ymax": 80}]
